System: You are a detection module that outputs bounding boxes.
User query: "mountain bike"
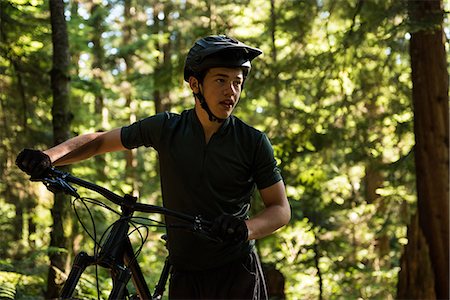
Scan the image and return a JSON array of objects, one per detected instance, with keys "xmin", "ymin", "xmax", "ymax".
[{"xmin": 33, "ymin": 168, "xmax": 216, "ymax": 299}]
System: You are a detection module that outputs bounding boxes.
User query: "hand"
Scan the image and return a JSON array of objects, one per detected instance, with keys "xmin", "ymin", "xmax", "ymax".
[
  {"xmin": 210, "ymin": 214, "xmax": 248, "ymax": 244},
  {"xmin": 16, "ymin": 149, "xmax": 52, "ymax": 179}
]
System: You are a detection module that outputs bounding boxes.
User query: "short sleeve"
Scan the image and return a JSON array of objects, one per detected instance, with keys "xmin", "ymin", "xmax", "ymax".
[
  {"xmin": 121, "ymin": 112, "xmax": 168, "ymax": 150},
  {"xmin": 253, "ymin": 134, "xmax": 283, "ymax": 190}
]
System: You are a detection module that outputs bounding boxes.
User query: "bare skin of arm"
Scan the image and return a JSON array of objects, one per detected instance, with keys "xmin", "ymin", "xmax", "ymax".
[
  {"xmin": 44, "ymin": 128, "xmax": 126, "ymax": 166},
  {"xmin": 245, "ymin": 180, "xmax": 291, "ymax": 240}
]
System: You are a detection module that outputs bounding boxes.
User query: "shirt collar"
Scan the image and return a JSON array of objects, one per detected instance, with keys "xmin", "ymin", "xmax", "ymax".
[{"xmin": 190, "ymin": 109, "xmax": 232, "ymax": 136}]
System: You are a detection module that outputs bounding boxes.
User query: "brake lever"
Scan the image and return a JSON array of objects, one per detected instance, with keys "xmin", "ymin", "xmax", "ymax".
[
  {"xmin": 193, "ymin": 215, "xmax": 223, "ymax": 243},
  {"xmin": 193, "ymin": 215, "xmax": 206, "ymax": 232},
  {"xmin": 31, "ymin": 169, "xmax": 80, "ymax": 198},
  {"xmin": 46, "ymin": 177, "xmax": 80, "ymax": 198}
]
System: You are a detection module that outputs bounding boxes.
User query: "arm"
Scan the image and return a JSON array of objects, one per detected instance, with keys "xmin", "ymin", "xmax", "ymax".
[
  {"xmin": 245, "ymin": 180, "xmax": 291, "ymax": 240},
  {"xmin": 45, "ymin": 128, "xmax": 126, "ymax": 166}
]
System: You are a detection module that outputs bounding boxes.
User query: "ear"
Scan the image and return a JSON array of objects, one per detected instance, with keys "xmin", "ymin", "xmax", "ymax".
[{"xmin": 188, "ymin": 76, "xmax": 200, "ymax": 93}]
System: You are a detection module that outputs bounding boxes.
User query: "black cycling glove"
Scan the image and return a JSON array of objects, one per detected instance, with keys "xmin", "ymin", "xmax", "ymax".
[
  {"xmin": 16, "ymin": 149, "xmax": 52, "ymax": 179},
  {"xmin": 211, "ymin": 214, "xmax": 248, "ymax": 244}
]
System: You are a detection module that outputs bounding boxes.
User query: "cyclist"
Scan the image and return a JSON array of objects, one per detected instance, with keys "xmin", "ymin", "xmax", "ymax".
[{"xmin": 16, "ymin": 35, "xmax": 291, "ymax": 299}]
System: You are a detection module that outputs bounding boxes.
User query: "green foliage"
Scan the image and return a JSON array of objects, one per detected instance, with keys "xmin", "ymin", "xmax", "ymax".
[
  {"xmin": 0, "ymin": 251, "xmax": 48, "ymax": 299},
  {"xmin": 0, "ymin": 282, "xmax": 16, "ymax": 300},
  {"xmin": 1, "ymin": 0, "xmax": 440, "ymax": 298}
]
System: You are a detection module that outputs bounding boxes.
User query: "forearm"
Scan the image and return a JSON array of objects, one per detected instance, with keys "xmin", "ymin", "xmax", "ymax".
[
  {"xmin": 245, "ymin": 203, "xmax": 291, "ymax": 240},
  {"xmin": 46, "ymin": 128, "xmax": 125, "ymax": 166},
  {"xmin": 43, "ymin": 133, "xmax": 105, "ymax": 166}
]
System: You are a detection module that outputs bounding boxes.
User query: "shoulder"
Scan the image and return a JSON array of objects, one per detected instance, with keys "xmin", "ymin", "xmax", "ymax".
[
  {"xmin": 138, "ymin": 110, "xmax": 186, "ymax": 127},
  {"xmin": 229, "ymin": 116, "xmax": 268, "ymax": 148},
  {"xmin": 229, "ymin": 115, "xmax": 263, "ymax": 137},
  {"xmin": 154, "ymin": 111, "xmax": 181, "ymax": 121}
]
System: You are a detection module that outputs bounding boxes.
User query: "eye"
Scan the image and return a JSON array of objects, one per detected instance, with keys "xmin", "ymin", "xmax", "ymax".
[{"xmin": 233, "ymin": 81, "xmax": 242, "ymax": 88}]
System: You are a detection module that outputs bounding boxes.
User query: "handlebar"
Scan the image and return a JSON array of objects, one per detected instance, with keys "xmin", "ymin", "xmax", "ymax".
[
  {"xmin": 35, "ymin": 168, "xmax": 212, "ymax": 232},
  {"xmin": 31, "ymin": 168, "xmax": 221, "ymax": 300}
]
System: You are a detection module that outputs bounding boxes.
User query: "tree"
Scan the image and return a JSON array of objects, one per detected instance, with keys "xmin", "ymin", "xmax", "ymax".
[
  {"xmin": 47, "ymin": 0, "xmax": 72, "ymax": 298},
  {"xmin": 397, "ymin": 0, "xmax": 449, "ymax": 299},
  {"xmin": 90, "ymin": 1, "xmax": 108, "ymax": 177}
]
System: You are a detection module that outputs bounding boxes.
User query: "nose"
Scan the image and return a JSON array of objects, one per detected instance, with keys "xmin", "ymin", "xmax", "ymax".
[{"xmin": 224, "ymin": 82, "xmax": 238, "ymax": 97}]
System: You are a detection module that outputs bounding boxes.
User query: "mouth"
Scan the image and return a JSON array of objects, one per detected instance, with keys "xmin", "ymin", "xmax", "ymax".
[{"xmin": 219, "ymin": 99, "xmax": 235, "ymax": 110}]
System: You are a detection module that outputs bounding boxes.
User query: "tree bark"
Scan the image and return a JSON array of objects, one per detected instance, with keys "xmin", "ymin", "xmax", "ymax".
[
  {"xmin": 398, "ymin": 0, "xmax": 449, "ymax": 299},
  {"xmin": 262, "ymin": 263, "xmax": 286, "ymax": 300},
  {"xmin": 47, "ymin": 0, "xmax": 72, "ymax": 298},
  {"xmin": 398, "ymin": 214, "xmax": 436, "ymax": 299},
  {"xmin": 313, "ymin": 236, "xmax": 323, "ymax": 300},
  {"xmin": 270, "ymin": 0, "xmax": 281, "ymax": 117},
  {"xmin": 153, "ymin": 2, "xmax": 173, "ymax": 114},
  {"xmin": 90, "ymin": 2, "xmax": 107, "ymax": 178},
  {"xmin": 123, "ymin": 0, "xmax": 139, "ymax": 196}
]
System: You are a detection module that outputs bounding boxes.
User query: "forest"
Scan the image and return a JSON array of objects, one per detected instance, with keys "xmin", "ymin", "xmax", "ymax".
[{"xmin": 0, "ymin": 0, "xmax": 448, "ymax": 299}]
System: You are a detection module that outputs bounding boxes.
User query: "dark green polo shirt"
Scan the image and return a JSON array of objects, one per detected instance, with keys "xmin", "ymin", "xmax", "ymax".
[{"xmin": 121, "ymin": 109, "xmax": 282, "ymax": 270}]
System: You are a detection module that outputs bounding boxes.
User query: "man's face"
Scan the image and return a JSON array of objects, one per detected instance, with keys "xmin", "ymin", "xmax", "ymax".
[{"xmin": 201, "ymin": 67, "xmax": 244, "ymax": 120}]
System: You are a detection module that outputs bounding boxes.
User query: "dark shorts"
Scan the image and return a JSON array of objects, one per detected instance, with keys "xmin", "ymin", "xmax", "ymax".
[{"xmin": 168, "ymin": 250, "xmax": 268, "ymax": 300}]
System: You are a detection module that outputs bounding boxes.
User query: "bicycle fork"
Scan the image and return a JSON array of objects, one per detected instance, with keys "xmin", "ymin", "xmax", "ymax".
[
  {"xmin": 59, "ymin": 232, "xmax": 136, "ymax": 299},
  {"xmin": 60, "ymin": 195, "xmax": 152, "ymax": 299},
  {"xmin": 152, "ymin": 257, "xmax": 172, "ymax": 299},
  {"xmin": 60, "ymin": 251, "xmax": 95, "ymax": 298},
  {"xmin": 59, "ymin": 248, "xmax": 136, "ymax": 299}
]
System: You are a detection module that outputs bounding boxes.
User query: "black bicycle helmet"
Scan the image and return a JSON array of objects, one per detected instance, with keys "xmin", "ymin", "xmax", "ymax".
[{"xmin": 183, "ymin": 35, "xmax": 262, "ymax": 82}]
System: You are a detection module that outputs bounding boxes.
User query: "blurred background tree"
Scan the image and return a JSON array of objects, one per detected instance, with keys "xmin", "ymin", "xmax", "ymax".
[{"xmin": 0, "ymin": 0, "xmax": 448, "ymax": 299}]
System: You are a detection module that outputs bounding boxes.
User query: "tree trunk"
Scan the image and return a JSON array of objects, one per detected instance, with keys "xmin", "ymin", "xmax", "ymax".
[
  {"xmin": 262, "ymin": 263, "xmax": 286, "ymax": 300},
  {"xmin": 152, "ymin": 2, "xmax": 163, "ymax": 114},
  {"xmin": 91, "ymin": 3, "xmax": 106, "ymax": 124},
  {"xmin": 313, "ymin": 236, "xmax": 323, "ymax": 300},
  {"xmin": 398, "ymin": 0, "xmax": 449, "ymax": 299},
  {"xmin": 153, "ymin": 2, "xmax": 173, "ymax": 114},
  {"xmin": 47, "ymin": 0, "xmax": 72, "ymax": 298},
  {"xmin": 270, "ymin": 0, "xmax": 281, "ymax": 117},
  {"xmin": 123, "ymin": 0, "xmax": 139, "ymax": 196},
  {"xmin": 398, "ymin": 214, "xmax": 436, "ymax": 299},
  {"xmin": 90, "ymin": 2, "xmax": 107, "ymax": 178}
]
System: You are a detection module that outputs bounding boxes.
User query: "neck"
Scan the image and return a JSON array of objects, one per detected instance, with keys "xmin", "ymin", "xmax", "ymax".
[{"xmin": 194, "ymin": 103, "xmax": 222, "ymax": 143}]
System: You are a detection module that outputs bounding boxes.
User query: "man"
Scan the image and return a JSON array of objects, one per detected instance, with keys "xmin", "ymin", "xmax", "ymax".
[{"xmin": 16, "ymin": 35, "xmax": 291, "ymax": 299}]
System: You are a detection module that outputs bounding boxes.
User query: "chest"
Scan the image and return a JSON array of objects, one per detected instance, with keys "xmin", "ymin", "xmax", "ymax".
[{"xmin": 161, "ymin": 129, "xmax": 255, "ymax": 190}]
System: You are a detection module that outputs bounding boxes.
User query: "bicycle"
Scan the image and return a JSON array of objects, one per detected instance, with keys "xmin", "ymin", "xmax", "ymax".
[{"xmin": 33, "ymin": 168, "xmax": 216, "ymax": 299}]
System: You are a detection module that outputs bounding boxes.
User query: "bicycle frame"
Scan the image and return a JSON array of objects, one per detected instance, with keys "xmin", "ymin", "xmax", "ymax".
[
  {"xmin": 36, "ymin": 168, "xmax": 211, "ymax": 300},
  {"xmin": 60, "ymin": 196, "xmax": 154, "ymax": 299},
  {"xmin": 60, "ymin": 228, "xmax": 164, "ymax": 299}
]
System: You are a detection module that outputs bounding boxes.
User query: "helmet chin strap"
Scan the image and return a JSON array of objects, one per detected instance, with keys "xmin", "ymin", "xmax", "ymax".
[{"xmin": 193, "ymin": 88, "xmax": 226, "ymax": 123}]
